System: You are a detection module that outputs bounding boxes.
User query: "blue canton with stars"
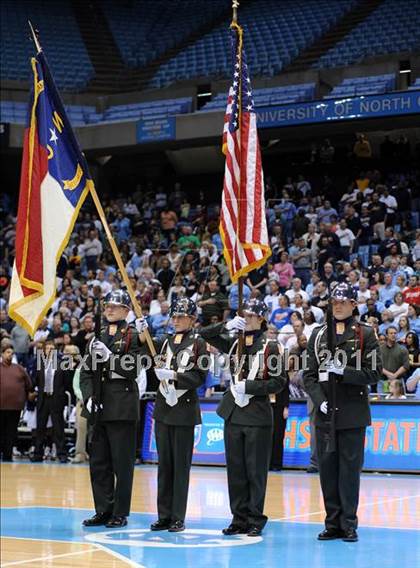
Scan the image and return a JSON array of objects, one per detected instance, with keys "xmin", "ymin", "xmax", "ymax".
[
  {"xmin": 228, "ymin": 26, "xmax": 255, "ymax": 133},
  {"xmin": 28, "ymin": 51, "xmax": 91, "ymax": 208}
]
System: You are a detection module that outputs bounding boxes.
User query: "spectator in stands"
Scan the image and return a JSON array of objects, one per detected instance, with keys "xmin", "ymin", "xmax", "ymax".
[
  {"xmin": 156, "ymin": 258, "xmax": 175, "ymax": 294},
  {"xmin": 406, "ymin": 368, "xmax": 420, "ymax": 398},
  {"xmin": 353, "ymin": 133, "xmax": 372, "ymax": 161},
  {"xmin": 317, "ymin": 200, "xmax": 338, "ymax": 224},
  {"xmin": 397, "ymin": 316, "xmax": 411, "ymax": 343},
  {"xmin": 379, "ymin": 273, "xmax": 399, "ymax": 307},
  {"xmin": 319, "ymin": 139, "xmax": 335, "ymax": 164},
  {"xmin": 388, "ymin": 292, "xmax": 409, "ymax": 322},
  {"xmin": 263, "ymin": 280, "xmax": 281, "ymax": 318},
  {"xmin": 10, "ymin": 324, "xmax": 31, "ymax": 367},
  {"xmin": 284, "ymin": 319, "xmax": 307, "ymax": 352},
  {"xmin": 198, "ymin": 281, "xmax": 228, "ymax": 325},
  {"xmin": 177, "ymin": 225, "xmax": 200, "ymax": 251},
  {"xmin": 151, "ymin": 301, "xmax": 173, "ymax": 338},
  {"xmin": 403, "ymin": 276, "xmax": 420, "ymax": 306},
  {"xmin": 0, "ymin": 345, "xmax": 34, "ymax": 462},
  {"xmin": 270, "ymin": 295, "xmax": 294, "ymax": 331},
  {"xmin": 277, "ymin": 191, "xmax": 296, "ymax": 245},
  {"xmin": 311, "ymin": 281, "xmax": 329, "ymax": 312},
  {"xmin": 83, "ymin": 229, "xmax": 103, "ymax": 272},
  {"xmin": 405, "ymin": 332, "xmax": 419, "ymax": 372},
  {"xmin": 290, "ymin": 237, "xmax": 312, "ymax": 287},
  {"xmin": 385, "ymin": 379, "xmax": 406, "ymax": 400},
  {"xmin": 335, "ymin": 219, "xmax": 356, "ymax": 262},
  {"xmin": 360, "ymin": 299, "xmax": 381, "ymax": 323},
  {"xmin": 273, "ymin": 252, "xmax": 295, "ymax": 292},
  {"xmin": 285, "ymin": 278, "xmax": 309, "ymax": 305},
  {"xmin": 160, "ymin": 206, "xmax": 178, "ymax": 237},
  {"xmin": 379, "ymin": 326, "xmax": 410, "ymax": 394},
  {"xmin": 369, "ymin": 193, "xmax": 387, "ymax": 241},
  {"xmin": 31, "ymin": 340, "xmax": 72, "ymax": 463},
  {"xmin": 72, "ymin": 314, "xmax": 95, "ymax": 356},
  {"xmin": 246, "ymin": 264, "xmax": 269, "ymax": 296},
  {"xmin": 407, "ymin": 305, "xmax": 420, "ymax": 336}
]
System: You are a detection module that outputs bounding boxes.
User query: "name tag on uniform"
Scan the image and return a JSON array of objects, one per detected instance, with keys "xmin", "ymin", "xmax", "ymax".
[
  {"xmin": 108, "ymin": 324, "xmax": 118, "ymax": 336},
  {"xmin": 335, "ymin": 322, "xmax": 345, "ymax": 335},
  {"xmin": 245, "ymin": 335, "xmax": 254, "ymax": 346},
  {"xmin": 174, "ymin": 334, "xmax": 183, "ymax": 344}
]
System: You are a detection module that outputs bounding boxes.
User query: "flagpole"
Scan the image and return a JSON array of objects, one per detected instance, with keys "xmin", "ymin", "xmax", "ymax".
[
  {"xmin": 231, "ymin": 0, "xmax": 244, "ymax": 380},
  {"xmin": 28, "ymin": 21, "xmax": 42, "ymax": 54},
  {"xmin": 89, "ymin": 186, "xmax": 157, "ymax": 357}
]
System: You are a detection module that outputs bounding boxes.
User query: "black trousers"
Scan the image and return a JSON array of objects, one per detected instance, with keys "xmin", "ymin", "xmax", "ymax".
[
  {"xmin": 224, "ymin": 422, "xmax": 272, "ymax": 530},
  {"xmin": 0, "ymin": 410, "xmax": 21, "ymax": 460},
  {"xmin": 155, "ymin": 421, "xmax": 194, "ymax": 521},
  {"xmin": 34, "ymin": 397, "xmax": 67, "ymax": 459},
  {"xmin": 316, "ymin": 427, "xmax": 366, "ymax": 531},
  {"xmin": 89, "ymin": 420, "xmax": 137, "ymax": 517},
  {"xmin": 270, "ymin": 404, "xmax": 287, "ymax": 469},
  {"xmin": 155, "ymin": 421, "xmax": 195, "ymax": 523}
]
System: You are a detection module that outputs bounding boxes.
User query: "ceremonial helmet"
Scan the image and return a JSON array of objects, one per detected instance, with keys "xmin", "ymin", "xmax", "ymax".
[
  {"xmin": 330, "ymin": 282, "xmax": 357, "ymax": 302},
  {"xmin": 104, "ymin": 290, "xmax": 131, "ymax": 308},
  {"xmin": 242, "ymin": 298, "xmax": 269, "ymax": 318},
  {"xmin": 169, "ymin": 297, "xmax": 197, "ymax": 317}
]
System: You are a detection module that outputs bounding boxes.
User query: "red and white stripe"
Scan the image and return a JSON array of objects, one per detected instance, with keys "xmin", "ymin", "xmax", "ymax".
[{"xmin": 220, "ymin": 95, "xmax": 270, "ymax": 282}]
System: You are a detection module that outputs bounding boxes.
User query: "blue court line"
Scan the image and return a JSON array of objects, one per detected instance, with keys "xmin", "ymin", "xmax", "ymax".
[{"xmin": 1, "ymin": 507, "xmax": 418, "ymax": 568}]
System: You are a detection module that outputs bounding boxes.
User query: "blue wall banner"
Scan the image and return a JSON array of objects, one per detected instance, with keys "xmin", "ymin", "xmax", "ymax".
[
  {"xmin": 142, "ymin": 400, "xmax": 420, "ymax": 472},
  {"xmin": 256, "ymin": 90, "xmax": 420, "ymax": 129},
  {"xmin": 136, "ymin": 116, "xmax": 175, "ymax": 143}
]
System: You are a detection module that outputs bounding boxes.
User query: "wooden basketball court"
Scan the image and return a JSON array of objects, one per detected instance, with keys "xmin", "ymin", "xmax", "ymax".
[{"xmin": 1, "ymin": 462, "xmax": 419, "ymax": 567}]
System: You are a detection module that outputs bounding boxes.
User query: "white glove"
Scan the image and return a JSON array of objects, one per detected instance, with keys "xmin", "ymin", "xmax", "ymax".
[
  {"xmin": 320, "ymin": 401, "xmax": 328, "ymax": 415},
  {"xmin": 226, "ymin": 316, "xmax": 246, "ymax": 332},
  {"xmin": 135, "ymin": 317, "xmax": 149, "ymax": 334},
  {"xmin": 325, "ymin": 361, "xmax": 345, "ymax": 376},
  {"xmin": 233, "ymin": 381, "xmax": 246, "ymax": 394},
  {"xmin": 86, "ymin": 397, "xmax": 103, "ymax": 414},
  {"xmin": 155, "ymin": 368, "xmax": 176, "ymax": 382},
  {"xmin": 90, "ymin": 339, "xmax": 112, "ymax": 362}
]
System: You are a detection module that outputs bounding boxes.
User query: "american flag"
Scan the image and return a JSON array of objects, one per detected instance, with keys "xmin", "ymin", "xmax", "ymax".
[{"xmin": 220, "ymin": 23, "xmax": 271, "ymax": 283}]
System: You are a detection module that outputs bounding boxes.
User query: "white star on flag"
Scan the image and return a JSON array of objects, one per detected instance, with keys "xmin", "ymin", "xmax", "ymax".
[{"xmin": 49, "ymin": 128, "xmax": 58, "ymax": 145}]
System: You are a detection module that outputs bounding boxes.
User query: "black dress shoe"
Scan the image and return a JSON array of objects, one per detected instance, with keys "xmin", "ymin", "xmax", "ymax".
[
  {"xmin": 247, "ymin": 526, "xmax": 262, "ymax": 537},
  {"xmin": 105, "ymin": 516, "xmax": 128, "ymax": 528},
  {"xmin": 306, "ymin": 466, "xmax": 318, "ymax": 473},
  {"xmin": 83, "ymin": 512, "xmax": 111, "ymax": 527},
  {"xmin": 150, "ymin": 519, "xmax": 171, "ymax": 531},
  {"xmin": 59, "ymin": 457, "xmax": 68, "ymax": 464},
  {"xmin": 318, "ymin": 528, "xmax": 343, "ymax": 540},
  {"xmin": 222, "ymin": 524, "xmax": 248, "ymax": 536},
  {"xmin": 168, "ymin": 520, "xmax": 185, "ymax": 532},
  {"xmin": 342, "ymin": 528, "xmax": 358, "ymax": 542}
]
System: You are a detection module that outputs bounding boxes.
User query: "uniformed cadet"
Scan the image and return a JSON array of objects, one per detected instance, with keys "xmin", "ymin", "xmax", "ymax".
[
  {"xmin": 200, "ymin": 299, "xmax": 286, "ymax": 537},
  {"xmin": 140, "ymin": 297, "xmax": 207, "ymax": 533},
  {"xmin": 81, "ymin": 290, "xmax": 146, "ymax": 528},
  {"xmin": 303, "ymin": 283, "xmax": 382, "ymax": 542}
]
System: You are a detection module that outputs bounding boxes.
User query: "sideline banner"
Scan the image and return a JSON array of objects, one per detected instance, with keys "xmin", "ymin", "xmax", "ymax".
[{"xmin": 142, "ymin": 400, "xmax": 420, "ymax": 472}]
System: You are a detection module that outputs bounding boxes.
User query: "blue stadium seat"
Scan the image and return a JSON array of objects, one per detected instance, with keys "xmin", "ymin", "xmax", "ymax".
[
  {"xmin": 314, "ymin": 0, "xmax": 420, "ymax": 69},
  {"xmin": 0, "ymin": 0, "xmax": 94, "ymax": 90}
]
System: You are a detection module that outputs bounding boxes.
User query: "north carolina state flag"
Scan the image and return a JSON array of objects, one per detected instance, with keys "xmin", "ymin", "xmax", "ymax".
[{"xmin": 9, "ymin": 51, "xmax": 91, "ymax": 336}]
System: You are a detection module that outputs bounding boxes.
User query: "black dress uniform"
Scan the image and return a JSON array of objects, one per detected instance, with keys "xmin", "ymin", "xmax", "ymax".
[
  {"xmin": 303, "ymin": 283, "xmax": 382, "ymax": 541},
  {"xmin": 200, "ymin": 299, "xmax": 286, "ymax": 536},
  {"xmin": 80, "ymin": 291, "xmax": 142, "ymax": 528},
  {"xmin": 149, "ymin": 298, "xmax": 207, "ymax": 532}
]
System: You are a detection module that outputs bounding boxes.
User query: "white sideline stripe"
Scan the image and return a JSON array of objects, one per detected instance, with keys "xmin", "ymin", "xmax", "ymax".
[
  {"xmin": 1, "ymin": 548, "xmax": 99, "ymax": 566},
  {"xmin": 272, "ymin": 494, "xmax": 420, "ymax": 522}
]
